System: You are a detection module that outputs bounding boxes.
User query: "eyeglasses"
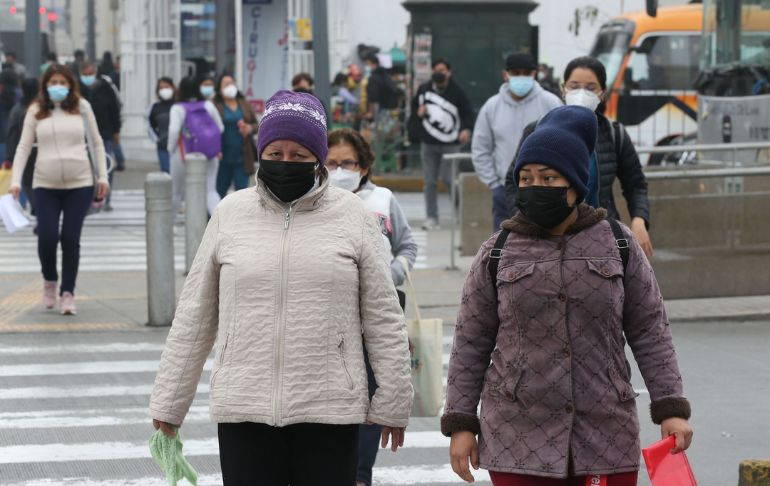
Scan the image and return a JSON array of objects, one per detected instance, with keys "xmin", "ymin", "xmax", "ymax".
[
  {"xmin": 325, "ymin": 160, "xmax": 359, "ymax": 170},
  {"xmin": 564, "ymin": 81, "xmax": 602, "ymax": 93}
]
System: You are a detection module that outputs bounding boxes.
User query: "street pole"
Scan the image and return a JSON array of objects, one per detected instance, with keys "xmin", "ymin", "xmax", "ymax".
[
  {"xmin": 311, "ymin": 0, "xmax": 331, "ymax": 110},
  {"xmin": 145, "ymin": 172, "xmax": 176, "ymax": 327},
  {"xmin": 184, "ymin": 153, "xmax": 208, "ymax": 274},
  {"xmin": 87, "ymin": 0, "xmax": 96, "ymax": 61},
  {"xmin": 24, "ymin": 0, "xmax": 42, "ymax": 74}
]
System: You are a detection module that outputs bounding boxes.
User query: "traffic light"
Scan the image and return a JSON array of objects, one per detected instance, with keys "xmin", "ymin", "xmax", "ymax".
[{"xmin": 9, "ymin": 5, "xmax": 17, "ymax": 14}]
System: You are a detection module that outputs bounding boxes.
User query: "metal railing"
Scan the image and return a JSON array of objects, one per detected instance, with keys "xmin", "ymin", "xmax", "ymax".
[{"xmin": 442, "ymin": 141, "xmax": 770, "ymax": 268}]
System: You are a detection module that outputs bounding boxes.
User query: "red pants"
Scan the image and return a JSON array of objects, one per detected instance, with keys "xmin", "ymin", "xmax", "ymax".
[{"xmin": 490, "ymin": 471, "xmax": 638, "ymax": 486}]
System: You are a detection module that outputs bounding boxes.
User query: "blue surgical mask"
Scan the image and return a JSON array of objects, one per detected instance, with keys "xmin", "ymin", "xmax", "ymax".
[
  {"xmin": 508, "ymin": 76, "xmax": 534, "ymax": 97},
  {"xmin": 364, "ymin": 66, "xmax": 372, "ymax": 76},
  {"xmin": 47, "ymin": 85, "xmax": 70, "ymax": 102},
  {"xmin": 200, "ymin": 85, "xmax": 215, "ymax": 98},
  {"xmin": 80, "ymin": 75, "xmax": 96, "ymax": 87}
]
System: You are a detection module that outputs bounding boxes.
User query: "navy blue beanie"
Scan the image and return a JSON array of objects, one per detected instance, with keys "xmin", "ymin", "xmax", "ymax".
[{"xmin": 513, "ymin": 105, "xmax": 598, "ymax": 202}]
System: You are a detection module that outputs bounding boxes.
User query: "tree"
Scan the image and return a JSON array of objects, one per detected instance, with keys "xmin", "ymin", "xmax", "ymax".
[{"xmin": 569, "ymin": 5, "xmax": 600, "ymax": 37}]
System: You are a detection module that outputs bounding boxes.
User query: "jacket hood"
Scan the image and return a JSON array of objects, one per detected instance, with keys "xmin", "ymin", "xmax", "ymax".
[
  {"xmin": 502, "ymin": 203, "xmax": 607, "ymax": 238},
  {"xmin": 499, "ymin": 80, "xmax": 546, "ymax": 107}
]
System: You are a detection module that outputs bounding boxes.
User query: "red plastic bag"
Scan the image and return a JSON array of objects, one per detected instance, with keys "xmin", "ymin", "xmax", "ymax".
[{"xmin": 642, "ymin": 435, "xmax": 697, "ymax": 486}]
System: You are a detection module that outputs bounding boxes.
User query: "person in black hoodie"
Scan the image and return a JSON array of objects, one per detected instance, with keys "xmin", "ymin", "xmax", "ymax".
[
  {"xmin": 79, "ymin": 61, "xmax": 121, "ymax": 210},
  {"xmin": 4, "ymin": 77, "xmax": 38, "ymax": 213},
  {"xmin": 147, "ymin": 77, "xmax": 175, "ymax": 174},
  {"xmin": 411, "ymin": 59, "xmax": 475, "ymax": 230}
]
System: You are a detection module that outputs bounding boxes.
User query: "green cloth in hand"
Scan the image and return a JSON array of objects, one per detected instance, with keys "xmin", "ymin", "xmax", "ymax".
[{"xmin": 149, "ymin": 427, "xmax": 198, "ymax": 486}]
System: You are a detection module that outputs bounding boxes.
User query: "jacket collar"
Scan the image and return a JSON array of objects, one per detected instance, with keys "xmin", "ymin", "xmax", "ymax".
[
  {"xmin": 255, "ymin": 167, "xmax": 329, "ymax": 213},
  {"xmin": 501, "ymin": 203, "xmax": 607, "ymax": 239}
]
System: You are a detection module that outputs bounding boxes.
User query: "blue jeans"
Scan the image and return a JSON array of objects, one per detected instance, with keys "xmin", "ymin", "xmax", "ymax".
[
  {"xmin": 34, "ymin": 186, "xmax": 93, "ymax": 295},
  {"xmin": 216, "ymin": 158, "xmax": 250, "ymax": 199},
  {"xmin": 114, "ymin": 142, "xmax": 126, "ymax": 169},
  {"xmin": 157, "ymin": 149, "xmax": 170, "ymax": 174}
]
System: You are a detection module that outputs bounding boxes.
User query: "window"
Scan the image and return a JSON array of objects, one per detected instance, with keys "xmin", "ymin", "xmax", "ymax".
[{"xmin": 625, "ymin": 35, "xmax": 701, "ymax": 91}]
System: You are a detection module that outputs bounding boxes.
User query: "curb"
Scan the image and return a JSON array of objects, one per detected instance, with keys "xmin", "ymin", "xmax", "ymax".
[{"xmin": 669, "ymin": 312, "xmax": 770, "ymax": 324}]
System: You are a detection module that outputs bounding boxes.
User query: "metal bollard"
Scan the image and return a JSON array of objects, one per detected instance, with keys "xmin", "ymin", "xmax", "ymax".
[
  {"xmin": 185, "ymin": 153, "xmax": 208, "ymax": 273},
  {"xmin": 145, "ymin": 172, "xmax": 175, "ymax": 327}
]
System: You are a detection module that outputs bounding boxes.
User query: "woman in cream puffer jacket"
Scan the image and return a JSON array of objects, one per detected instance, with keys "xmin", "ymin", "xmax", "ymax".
[{"xmin": 150, "ymin": 90, "xmax": 413, "ymax": 485}]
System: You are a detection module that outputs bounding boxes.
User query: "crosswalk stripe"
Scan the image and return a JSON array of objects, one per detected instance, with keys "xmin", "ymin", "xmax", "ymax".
[
  {"xmin": 0, "ymin": 359, "xmax": 212, "ymax": 377},
  {"xmin": 0, "ymin": 342, "xmax": 166, "ymax": 355},
  {"xmin": 0, "ymin": 383, "xmax": 208, "ymax": 400},
  {"xmin": 0, "ymin": 431, "xmax": 452, "ymax": 465},
  {"xmin": 0, "ymin": 405, "xmax": 210, "ymax": 429},
  {"xmin": 4, "ymin": 466, "xmax": 491, "ymax": 486}
]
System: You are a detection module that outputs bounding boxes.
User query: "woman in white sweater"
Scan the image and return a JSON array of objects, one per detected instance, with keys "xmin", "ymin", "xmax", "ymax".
[
  {"xmin": 9, "ymin": 64, "xmax": 109, "ymax": 315},
  {"xmin": 166, "ymin": 76, "xmax": 224, "ymax": 216}
]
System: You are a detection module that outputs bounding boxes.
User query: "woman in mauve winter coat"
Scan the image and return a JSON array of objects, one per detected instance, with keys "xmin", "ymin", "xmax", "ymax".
[
  {"xmin": 443, "ymin": 106, "xmax": 693, "ymax": 486},
  {"xmin": 150, "ymin": 90, "xmax": 412, "ymax": 486}
]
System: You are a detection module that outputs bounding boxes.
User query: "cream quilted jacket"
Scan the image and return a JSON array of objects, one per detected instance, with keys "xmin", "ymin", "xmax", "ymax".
[{"xmin": 149, "ymin": 176, "xmax": 413, "ymax": 428}]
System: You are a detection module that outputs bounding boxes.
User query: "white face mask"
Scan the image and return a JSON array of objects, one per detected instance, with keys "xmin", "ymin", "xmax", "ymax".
[
  {"xmin": 222, "ymin": 84, "xmax": 239, "ymax": 99},
  {"xmin": 565, "ymin": 88, "xmax": 602, "ymax": 112},
  {"xmin": 158, "ymin": 88, "xmax": 174, "ymax": 100},
  {"xmin": 328, "ymin": 167, "xmax": 363, "ymax": 192}
]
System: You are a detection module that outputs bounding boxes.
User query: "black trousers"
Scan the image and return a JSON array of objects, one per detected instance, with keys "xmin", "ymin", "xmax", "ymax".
[{"xmin": 218, "ymin": 422, "xmax": 359, "ymax": 486}]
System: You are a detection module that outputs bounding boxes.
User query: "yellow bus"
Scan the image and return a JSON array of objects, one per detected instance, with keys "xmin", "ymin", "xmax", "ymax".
[{"xmin": 590, "ymin": 4, "xmax": 703, "ymax": 155}]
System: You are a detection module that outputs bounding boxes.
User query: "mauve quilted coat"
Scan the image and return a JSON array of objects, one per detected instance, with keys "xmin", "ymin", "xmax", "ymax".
[
  {"xmin": 442, "ymin": 205, "xmax": 690, "ymax": 478},
  {"xmin": 150, "ymin": 177, "xmax": 413, "ymax": 428}
]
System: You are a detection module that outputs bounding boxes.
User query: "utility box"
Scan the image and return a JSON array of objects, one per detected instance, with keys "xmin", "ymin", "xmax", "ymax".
[{"xmin": 402, "ymin": 0, "xmax": 539, "ymax": 111}]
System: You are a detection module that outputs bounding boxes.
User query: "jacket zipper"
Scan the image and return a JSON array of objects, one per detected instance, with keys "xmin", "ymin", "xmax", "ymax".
[
  {"xmin": 272, "ymin": 202, "xmax": 294, "ymax": 425},
  {"xmin": 338, "ymin": 336, "xmax": 354, "ymax": 390}
]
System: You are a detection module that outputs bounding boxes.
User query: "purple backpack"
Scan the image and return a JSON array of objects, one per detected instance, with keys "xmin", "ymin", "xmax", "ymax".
[{"xmin": 180, "ymin": 101, "xmax": 221, "ymax": 159}]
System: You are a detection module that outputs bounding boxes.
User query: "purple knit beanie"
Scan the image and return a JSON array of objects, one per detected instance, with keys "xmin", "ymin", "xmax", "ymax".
[{"xmin": 257, "ymin": 90, "xmax": 328, "ymax": 163}]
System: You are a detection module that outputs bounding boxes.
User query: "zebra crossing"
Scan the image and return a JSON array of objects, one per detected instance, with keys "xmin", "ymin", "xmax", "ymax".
[
  {"xmin": 0, "ymin": 330, "xmax": 491, "ymax": 485},
  {"xmin": 0, "ymin": 190, "xmax": 430, "ymax": 275}
]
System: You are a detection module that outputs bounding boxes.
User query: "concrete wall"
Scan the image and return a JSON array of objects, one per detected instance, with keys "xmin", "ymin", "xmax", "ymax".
[{"xmin": 459, "ymin": 172, "xmax": 770, "ymax": 299}]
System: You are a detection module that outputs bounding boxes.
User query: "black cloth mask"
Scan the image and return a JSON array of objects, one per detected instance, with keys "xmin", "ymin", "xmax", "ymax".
[
  {"xmin": 516, "ymin": 186, "xmax": 575, "ymax": 229},
  {"xmin": 431, "ymin": 72, "xmax": 447, "ymax": 85},
  {"xmin": 258, "ymin": 159, "xmax": 317, "ymax": 203}
]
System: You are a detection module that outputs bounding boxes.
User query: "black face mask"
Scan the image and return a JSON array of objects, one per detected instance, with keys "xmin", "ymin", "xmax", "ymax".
[
  {"xmin": 431, "ymin": 72, "xmax": 447, "ymax": 85},
  {"xmin": 516, "ymin": 186, "xmax": 576, "ymax": 229},
  {"xmin": 258, "ymin": 159, "xmax": 317, "ymax": 203}
]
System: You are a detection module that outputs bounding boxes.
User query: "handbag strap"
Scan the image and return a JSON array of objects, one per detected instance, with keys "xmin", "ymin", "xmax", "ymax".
[
  {"xmin": 396, "ymin": 255, "xmax": 422, "ymax": 322},
  {"xmin": 79, "ymin": 100, "xmax": 98, "ymax": 187}
]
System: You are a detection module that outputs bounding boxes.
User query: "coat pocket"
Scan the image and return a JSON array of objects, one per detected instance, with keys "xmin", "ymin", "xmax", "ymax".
[
  {"xmin": 497, "ymin": 262, "xmax": 536, "ymax": 285},
  {"xmin": 490, "ymin": 366, "xmax": 524, "ymax": 403},
  {"xmin": 608, "ymin": 367, "xmax": 639, "ymax": 402},
  {"xmin": 338, "ymin": 335, "xmax": 354, "ymax": 390},
  {"xmin": 210, "ymin": 333, "xmax": 230, "ymax": 390},
  {"xmin": 586, "ymin": 259, "xmax": 624, "ymax": 280}
]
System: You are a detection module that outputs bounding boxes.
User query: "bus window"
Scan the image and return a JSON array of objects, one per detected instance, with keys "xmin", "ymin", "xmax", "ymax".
[
  {"xmin": 625, "ymin": 35, "xmax": 701, "ymax": 91},
  {"xmin": 590, "ymin": 27, "xmax": 633, "ymax": 89}
]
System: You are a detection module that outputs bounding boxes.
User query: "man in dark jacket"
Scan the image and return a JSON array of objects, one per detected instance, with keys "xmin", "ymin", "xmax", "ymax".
[
  {"xmin": 79, "ymin": 61, "xmax": 121, "ymax": 210},
  {"xmin": 411, "ymin": 58, "xmax": 475, "ymax": 230}
]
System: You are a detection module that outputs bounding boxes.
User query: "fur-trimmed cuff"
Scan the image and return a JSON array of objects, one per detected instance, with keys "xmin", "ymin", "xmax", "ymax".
[
  {"xmin": 650, "ymin": 397, "xmax": 692, "ymax": 425},
  {"xmin": 440, "ymin": 413, "xmax": 480, "ymax": 437}
]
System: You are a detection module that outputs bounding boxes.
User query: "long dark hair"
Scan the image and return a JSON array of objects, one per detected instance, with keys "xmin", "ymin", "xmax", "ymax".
[
  {"xmin": 0, "ymin": 69, "xmax": 19, "ymax": 110},
  {"xmin": 328, "ymin": 128, "xmax": 376, "ymax": 185},
  {"xmin": 176, "ymin": 75, "xmax": 201, "ymax": 102},
  {"xmin": 36, "ymin": 64, "xmax": 81, "ymax": 120}
]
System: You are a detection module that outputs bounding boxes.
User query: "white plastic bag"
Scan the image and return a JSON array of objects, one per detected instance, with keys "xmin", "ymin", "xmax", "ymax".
[{"xmin": 0, "ymin": 194, "xmax": 31, "ymax": 234}]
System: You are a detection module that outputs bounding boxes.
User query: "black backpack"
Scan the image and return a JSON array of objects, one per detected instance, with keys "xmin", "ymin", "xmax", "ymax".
[{"xmin": 487, "ymin": 218, "xmax": 629, "ymax": 292}]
